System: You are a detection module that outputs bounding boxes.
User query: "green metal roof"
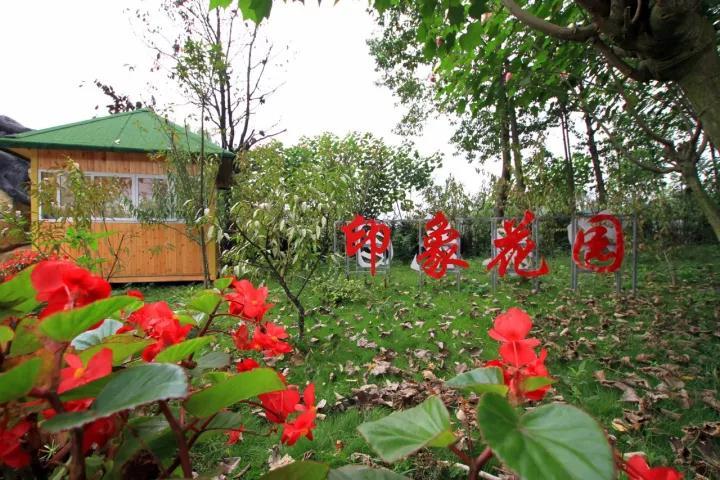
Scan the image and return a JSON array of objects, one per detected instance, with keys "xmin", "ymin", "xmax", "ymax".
[{"xmin": 0, "ymin": 109, "xmax": 234, "ymax": 158}]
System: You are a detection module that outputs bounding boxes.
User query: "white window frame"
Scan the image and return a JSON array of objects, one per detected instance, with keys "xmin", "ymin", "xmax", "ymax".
[{"xmin": 38, "ymin": 169, "xmax": 175, "ymax": 223}]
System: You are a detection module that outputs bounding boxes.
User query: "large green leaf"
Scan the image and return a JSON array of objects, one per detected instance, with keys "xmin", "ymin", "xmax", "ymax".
[
  {"xmin": 260, "ymin": 461, "xmax": 329, "ymax": 480},
  {"xmin": 0, "ymin": 358, "xmax": 41, "ymax": 403},
  {"xmin": 213, "ymin": 277, "xmax": 233, "ymax": 290},
  {"xmin": 0, "ymin": 266, "xmax": 39, "ymax": 321},
  {"xmin": 329, "ymin": 465, "xmax": 411, "ymax": 479},
  {"xmin": 476, "ymin": 393, "xmax": 615, "ymax": 480},
  {"xmin": 445, "ymin": 366, "xmax": 508, "ymax": 395},
  {"xmin": 40, "ymin": 296, "xmax": 142, "ymax": 342},
  {"xmin": 77, "ymin": 335, "xmax": 152, "ymax": 365},
  {"xmin": 0, "ymin": 325, "xmax": 14, "ymax": 343},
  {"xmin": 8, "ymin": 317, "xmax": 42, "ymax": 357},
  {"xmin": 187, "ymin": 291, "xmax": 221, "ymax": 315},
  {"xmin": 357, "ymin": 396, "xmax": 455, "ymax": 463},
  {"xmin": 184, "ymin": 367, "xmax": 285, "ymax": 417},
  {"xmin": 237, "ymin": 0, "xmax": 273, "ymax": 23},
  {"xmin": 154, "ymin": 336, "xmax": 214, "ymax": 363},
  {"xmin": 43, "ymin": 363, "xmax": 188, "ymax": 432},
  {"xmin": 192, "ymin": 351, "xmax": 231, "ymax": 373},
  {"xmin": 71, "ymin": 319, "xmax": 123, "ymax": 350},
  {"xmin": 111, "ymin": 416, "xmax": 171, "ymax": 476}
]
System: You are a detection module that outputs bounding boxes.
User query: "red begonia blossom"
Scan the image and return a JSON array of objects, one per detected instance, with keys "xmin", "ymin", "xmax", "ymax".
[
  {"xmin": 232, "ymin": 324, "xmax": 253, "ymax": 351},
  {"xmin": 31, "ymin": 260, "xmax": 111, "ymax": 320},
  {"xmin": 260, "ymin": 386, "xmax": 301, "ymax": 424},
  {"xmin": 58, "ymin": 348, "xmax": 113, "ymax": 394},
  {"xmin": 82, "ymin": 416, "xmax": 118, "ymax": 453},
  {"xmin": 487, "ymin": 349, "xmax": 551, "ymax": 402},
  {"xmin": 281, "ymin": 384, "xmax": 317, "ymax": 446},
  {"xmin": 0, "ymin": 420, "xmax": 31, "ymax": 469},
  {"xmin": 126, "ymin": 302, "xmax": 192, "ymax": 361},
  {"xmin": 624, "ymin": 455, "xmax": 683, "ymax": 480},
  {"xmin": 226, "ymin": 427, "xmax": 245, "ymax": 445},
  {"xmin": 126, "ymin": 289, "xmax": 144, "ymax": 300},
  {"xmin": 225, "ymin": 279, "xmax": 273, "ymax": 322},
  {"xmin": 252, "ymin": 322, "xmax": 292, "ymax": 357},
  {"xmin": 43, "ymin": 399, "xmax": 94, "ymax": 419},
  {"xmin": 488, "ymin": 307, "xmax": 540, "ymax": 367},
  {"xmin": 236, "ymin": 358, "xmax": 260, "ymax": 372}
]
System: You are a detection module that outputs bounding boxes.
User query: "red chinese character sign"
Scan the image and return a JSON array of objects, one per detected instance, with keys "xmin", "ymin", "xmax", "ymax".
[
  {"xmin": 572, "ymin": 214, "xmax": 624, "ymax": 273},
  {"xmin": 414, "ymin": 212, "xmax": 469, "ymax": 279},
  {"xmin": 487, "ymin": 210, "xmax": 549, "ymax": 278},
  {"xmin": 341, "ymin": 214, "xmax": 392, "ymax": 276}
]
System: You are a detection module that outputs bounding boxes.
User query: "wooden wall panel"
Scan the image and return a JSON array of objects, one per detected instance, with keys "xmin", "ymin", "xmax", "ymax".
[
  {"xmin": 37, "ymin": 221, "xmax": 213, "ymax": 283},
  {"xmin": 29, "ymin": 148, "xmax": 216, "ymax": 283}
]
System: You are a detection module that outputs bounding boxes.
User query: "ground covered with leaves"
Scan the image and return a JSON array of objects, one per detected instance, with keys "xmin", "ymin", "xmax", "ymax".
[{"xmin": 139, "ymin": 244, "xmax": 720, "ymax": 479}]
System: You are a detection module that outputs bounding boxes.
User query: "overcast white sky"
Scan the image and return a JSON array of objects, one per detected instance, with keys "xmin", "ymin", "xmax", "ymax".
[{"xmin": 1, "ymin": 1, "xmax": 493, "ymax": 192}]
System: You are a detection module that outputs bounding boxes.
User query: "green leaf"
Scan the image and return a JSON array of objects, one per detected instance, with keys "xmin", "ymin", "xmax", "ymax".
[
  {"xmin": 43, "ymin": 363, "xmax": 188, "ymax": 432},
  {"xmin": 40, "ymin": 296, "xmax": 142, "ymax": 342},
  {"xmin": 357, "ymin": 396, "xmax": 455, "ymax": 463},
  {"xmin": 8, "ymin": 317, "xmax": 42, "ymax": 357},
  {"xmin": 521, "ymin": 375, "xmax": 556, "ymax": 392},
  {"xmin": 184, "ymin": 367, "xmax": 285, "ymax": 417},
  {"xmin": 213, "ymin": 277, "xmax": 233, "ymax": 290},
  {"xmin": 329, "ymin": 465, "xmax": 411, "ymax": 479},
  {"xmin": 237, "ymin": 0, "xmax": 273, "ymax": 23},
  {"xmin": 209, "ymin": 0, "xmax": 233, "ymax": 9},
  {"xmin": 187, "ymin": 291, "xmax": 221, "ymax": 315},
  {"xmin": 0, "ymin": 358, "xmax": 41, "ymax": 403},
  {"xmin": 59, "ymin": 375, "xmax": 113, "ymax": 401},
  {"xmin": 459, "ymin": 22, "xmax": 484, "ymax": 51},
  {"xmin": 260, "ymin": 461, "xmax": 329, "ymax": 480},
  {"xmin": 78, "ymin": 335, "xmax": 152, "ymax": 365},
  {"xmin": 193, "ymin": 351, "xmax": 231, "ymax": 372},
  {"xmin": 154, "ymin": 336, "xmax": 214, "ymax": 363},
  {"xmin": 468, "ymin": 0, "xmax": 487, "ymax": 18},
  {"xmin": 476, "ymin": 394, "xmax": 614, "ymax": 480},
  {"xmin": 111, "ymin": 416, "xmax": 171, "ymax": 474},
  {"xmin": 447, "ymin": 4, "xmax": 465, "ymax": 25},
  {"xmin": 0, "ymin": 266, "xmax": 39, "ymax": 321},
  {"xmin": 0, "ymin": 325, "xmax": 14, "ymax": 343},
  {"xmin": 71, "ymin": 319, "xmax": 123, "ymax": 350},
  {"xmin": 445, "ymin": 367, "xmax": 509, "ymax": 395}
]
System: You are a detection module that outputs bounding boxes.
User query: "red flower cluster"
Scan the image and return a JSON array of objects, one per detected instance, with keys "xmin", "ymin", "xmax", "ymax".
[
  {"xmin": 123, "ymin": 302, "xmax": 192, "ymax": 361},
  {"xmin": 234, "ymin": 363, "xmax": 317, "ymax": 446},
  {"xmin": 58, "ymin": 348, "xmax": 113, "ymax": 394},
  {"xmin": 31, "ymin": 260, "xmax": 111, "ymax": 320},
  {"xmin": 486, "ymin": 308, "xmax": 551, "ymax": 403},
  {"xmin": 225, "ymin": 279, "xmax": 273, "ymax": 322},
  {"xmin": 232, "ymin": 322, "xmax": 292, "ymax": 358},
  {"xmin": 0, "ymin": 250, "xmax": 41, "ymax": 282},
  {"xmin": 0, "ymin": 420, "xmax": 31, "ymax": 468},
  {"xmin": 624, "ymin": 455, "xmax": 683, "ymax": 480}
]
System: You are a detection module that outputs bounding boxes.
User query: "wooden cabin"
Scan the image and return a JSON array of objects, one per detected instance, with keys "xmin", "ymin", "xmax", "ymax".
[{"xmin": 0, "ymin": 109, "xmax": 234, "ymax": 283}]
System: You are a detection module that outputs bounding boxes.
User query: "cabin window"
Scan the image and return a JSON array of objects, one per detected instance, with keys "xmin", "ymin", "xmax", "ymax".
[{"xmin": 38, "ymin": 170, "xmax": 172, "ymax": 222}]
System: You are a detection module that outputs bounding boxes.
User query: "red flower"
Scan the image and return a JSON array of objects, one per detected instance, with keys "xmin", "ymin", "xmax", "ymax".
[
  {"xmin": 281, "ymin": 384, "xmax": 317, "ymax": 446},
  {"xmin": 236, "ymin": 358, "xmax": 260, "ymax": 372},
  {"xmin": 128, "ymin": 302, "xmax": 192, "ymax": 361},
  {"xmin": 624, "ymin": 455, "xmax": 683, "ymax": 480},
  {"xmin": 82, "ymin": 416, "xmax": 118, "ymax": 453},
  {"xmin": 486, "ymin": 350, "xmax": 551, "ymax": 403},
  {"xmin": 0, "ymin": 420, "xmax": 31, "ymax": 469},
  {"xmin": 43, "ymin": 399, "xmax": 93, "ymax": 419},
  {"xmin": 260, "ymin": 386, "xmax": 301, "ymax": 424},
  {"xmin": 253, "ymin": 322, "xmax": 292, "ymax": 357},
  {"xmin": 488, "ymin": 308, "xmax": 540, "ymax": 367},
  {"xmin": 232, "ymin": 324, "xmax": 253, "ymax": 350},
  {"xmin": 226, "ymin": 426, "xmax": 245, "ymax": 445},
  {"xmin": 58, "ymin": 348, "xmax": 113, "ymax": 394},
  {"xmin": 225, "ymin": 279, "xmax": 273, "ymax": 322},
  {"xmin": 31, "ymin": 260, "xmax": 111, "ymax": 320},
  {"xmin": 126, "ymin": 289, "xmax": 144, "ymax": 300}
]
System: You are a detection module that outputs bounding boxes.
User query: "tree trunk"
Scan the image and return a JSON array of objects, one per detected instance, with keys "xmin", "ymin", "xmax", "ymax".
[
  {"xmin": 677, "ymin": 45, "xmax": 720, "ymax": 149},
  {"xmin": 508, "ymin": 99, "xmax": 526, "ymax": 193},
  {"xmin": 582, "ymin": 109, "xmax": 607, "ymax": 207},
  {"xmin": 495, "ymin": 70, "xmax": 513, "ymax": 217},
  {"xmin": 559, "ymin": 104, "xmax": 576, "ymax": 214},
  {"xmin": 681, "ymin": 163, "xmax": 720, "ymax": 242}
]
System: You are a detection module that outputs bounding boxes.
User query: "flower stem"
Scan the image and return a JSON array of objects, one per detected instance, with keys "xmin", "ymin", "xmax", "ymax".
[{"xmin": 159, "ymin": 401, "xmax": 192, "ymax": 478}]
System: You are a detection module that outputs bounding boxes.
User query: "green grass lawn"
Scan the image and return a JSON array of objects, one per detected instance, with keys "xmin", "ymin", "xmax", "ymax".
[{"xmin": 136, "ymin": 244, "xmax": 720, "ymax": 479}]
